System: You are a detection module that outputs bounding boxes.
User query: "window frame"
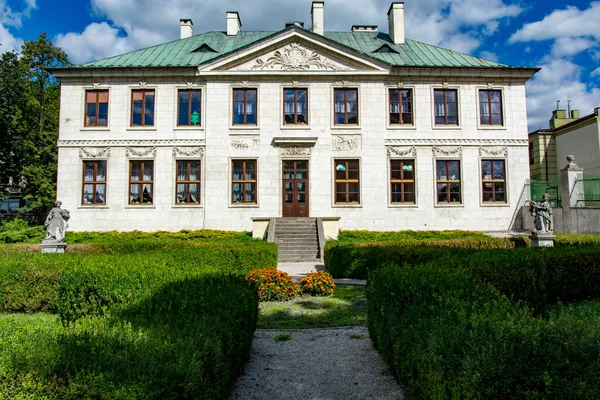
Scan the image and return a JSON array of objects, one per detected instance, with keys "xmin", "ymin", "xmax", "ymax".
[
  {"xmin": 432, "ymin": 88, "xmax": 460, "ymax": 128},
  {"xmin": 230, "ymin": 159, "xmax": 258, "ymax": 206},
  {"xmin": 389, "ymin": 159, "xmax": 416, "ymax": 205},
  {"xmin": 84, "ymin": 90, "xmax": 109, "ymax": 128},
  {"xmin": 332, "ymin": 87, "xmax": 360, "ymax": 128},
  {"xmin": 480, "ymin": 158, "xmax": 509, "ymax": 206},
  {"xmin": 130, "ymin": 89, "xmax": 156, "ymax": 127},
  {"xmin": 529, "ymin": 141, "xmax": 535, "ymax": 165},
  {"xmin": 435, "ymin": 159, "xmax": 462, "ymax": 205},
  {"xmin": 175, "ymin": 160, "xmax": 201, "ymax": 205},
  {"xmin": 128, "ymin": 160, "xmax": 154, "ymax": 206},
  {"xmin": 478, "ymin": 88, "xmax": 504, "ymax": 127},
  {"xmin": 333, "ymin": 159, "xmax": 361, "ymax": 206},
  {"xmin": 177, "ymin": 89, "xmax": 202, "ymax": 128},
  {"xmin": 232, "ymin": 88, "xmax": 258, "ymax": 127},
  {"xmin": 388, "ymin": 87, "xmax": 414, "ymax": 127},
  {"xmin": 283, "ymin": 87, "xmax": 309, "ymax": 126},
  {"xmin": 81, "ymin": 160, "xmax": 107, "ymax": 206}
]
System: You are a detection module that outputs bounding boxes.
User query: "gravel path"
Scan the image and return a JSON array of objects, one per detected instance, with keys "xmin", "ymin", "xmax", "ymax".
[{"xmin": 229, "ymin": 326, "xmax": 404, "ymax": 400}]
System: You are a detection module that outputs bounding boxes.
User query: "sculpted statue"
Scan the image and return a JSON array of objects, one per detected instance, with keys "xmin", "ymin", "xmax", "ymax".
[
  {"xmin": 44, "ymin": 201, "xmax": 70, "ymax": 242},
  {"xmin": 527, "ymin": 193, "xmax": 552, "ymax": 233}
]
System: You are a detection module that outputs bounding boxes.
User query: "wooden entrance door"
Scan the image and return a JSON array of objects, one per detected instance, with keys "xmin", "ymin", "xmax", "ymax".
[{"xmin": 282, "ymin": 160, "xmax": 309, "ymax": 217}]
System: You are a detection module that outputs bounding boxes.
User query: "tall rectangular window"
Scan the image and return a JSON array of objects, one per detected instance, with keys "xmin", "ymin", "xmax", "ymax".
[
  {"xmin": 85, "ymin": 90, "xmax": 109, "ymax": 127},
  {"xmin": 529, "ymin": 141, "xmax": 535, "ymax": 165},
  {"xmin": 131, "ymin": 90, "xmax": 155, "ymax": 127},
  {"xmin": 284, "ymin": 88, "xmax": 308, "ymax": 124},
  {"xmin": 233, "ymin": 89, "xmax": 257, "ymax": 125},
  {"xmin": 389, "ymin": 88, "xmax": 413, "ymax": 125},
  {"xmin": 436, "ymin": 160, "xmax": 461, "ymax": 204},
  {"xmin": 178, "ymin": 90, "xmax": 202, "ymax": 126},
  {"xmin": 479, "ymin": 90, "xmax": 503, "ymax": 125},
  {"xmin": 82, "ymin": 160, "xmax": 107, "ymax": 205},
  {"xmin": 482, "ymin": 160, "xmax": 506, "ymax": 203},
  {"xmin": 334, "ymin": 159, "xmax": 360, "ymax": 204},
  {"xmin": 334, "ymin": 88, "xmax": 358, "ymax": 125},
  {"xmin": 434, "ymin": 89, "xmax": 458, "ymax": 125},
  {"xmin": 129, "ymin": 161, "xmax": 153, "ymax": 205},
  {"xmin": 390, "ymin": 160, "xmax": 415, "ymax": 204},
  {"xmin": 176, "ymin": 160, "xmax": 201, "ymax": 204},
  {"xmin": 232, "ymin": 160, "xmax": 257, "ymax": 204}
]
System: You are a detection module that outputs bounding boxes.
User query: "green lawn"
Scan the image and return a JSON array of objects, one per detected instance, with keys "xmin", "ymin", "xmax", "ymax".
[{"xmin": 258, "ymin": 285, "xmax": 367, "ymax": 329}]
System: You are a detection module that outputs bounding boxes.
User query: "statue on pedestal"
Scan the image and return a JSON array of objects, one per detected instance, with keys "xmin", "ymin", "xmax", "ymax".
[
  {"xmin": 43, "ymin": 201, "xmax": 70, "ymax": 242},
  {"xmin": 527, "ymin": 193, "xmax": 553, "ymax": 233}
]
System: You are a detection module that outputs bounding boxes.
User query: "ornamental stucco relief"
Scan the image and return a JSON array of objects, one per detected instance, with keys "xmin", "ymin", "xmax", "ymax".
[
  {"xmin": 126, "ymin": 146, "xmax": 157, "ymax": 158},
  {"xmin": 432, "ymin": 146, "xmax": 463, "ymax": 157},
  {"xmin": 332, "ymin": 135, "xmax": 360, "ymax": 151},
  {"xmin": 247, "ymin": 43, "xmax": 350, "ymax": 71},
  {"xmin": 79, "ymin": 147, "xmax": 111, "ymax": 159},
  {"xmin": 229, "ymin": 138, "xmax": 259, "ymax": 151},
  {"xmin": 478, "ymin": 146, "xmax": 508, "ymax": 157},
  {"xmin": 172, "ymin": 147, "xmax": 205, "ymax": 158},
  {"xmin": 280, "ymin": 146, "xmax": 311, "ymax": 156},
  {"xmin": 386, "ymin": 146, "xmax": 417, "ymax": 157}
]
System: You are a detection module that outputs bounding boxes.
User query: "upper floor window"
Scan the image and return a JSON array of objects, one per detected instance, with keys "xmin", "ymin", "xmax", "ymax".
[
  {"xmin": 434, "ymin": 89, "xmax": 458, "ymax": 126},
  {"xmin": 85, "ymin": 90, "xmax": 108, "ymax": 127},
  {"xmin": 529, "ymin": 142, "xmax": 535, "ymax": 165},
  {"xmin": 176, "ymin": 160, "xmax": 201, "ymax": 204},
  {"xmin": 390, "ymin": 159, "xmax": 415, "ymax": 204},
  {"xmin": 334, "ymin": 88, "xmax": 358, "ymax": 125},
  {"xmin": 481, "ymin": 160, "xmax": 506, "ymax": 203},
  {"xmin": 436, "ymin": 160, "xmax": 461, "ymax": 204},
  {"xmin": 233, "ymin": 89, "xmax": 257, "ymax": 125},
  {"xmin": 284, "ymin": 88, "xmax": 308, "ymax": 125},
  {"xmin": 131, "ymin": 90, "xmax": 155, "ymax": 127},
  {"xmin": 178, "ymin": 90, "xmax": 202, "ymax": 127},
  {"xmin": 129, "ymin": 160, "xmax": 153, "ymax": 205},
  {"xmin": 82, "ymin": 160, "xmax": 106, "ymax": 205},
  {"xmin": 479, "ymin": 90, "xmax": 503, "ymax": 126},
  {"xmin": 389, "ymin": 88, "xmax": 413, "ymax": 125},
  {"xmin": 334, "ymin": 159, "xmax": 360, "ymax": 204}
]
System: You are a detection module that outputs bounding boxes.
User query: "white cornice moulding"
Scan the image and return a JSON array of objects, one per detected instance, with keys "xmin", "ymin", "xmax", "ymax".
[{"xmin": 58, "ymin": 139, "xmax": 206, "ymax": 147}]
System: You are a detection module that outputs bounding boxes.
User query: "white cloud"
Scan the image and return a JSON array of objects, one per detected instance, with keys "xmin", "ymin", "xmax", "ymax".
[
  {"xmin": 479, "ymin": 51, "xmax": 499, "ymax": 62},
  {"xmin": 526, "ymin": 59, "xmax": 600, "ymax": 131},
  {"xmin": 551, "ymin": 37, "xmax": 597, "ymax": 57},
  {"xmin": 0, "ymin": 0, "xmax": 36, "ymax": 53},
  {"xmin": 591, "ymin": 67, "xmax": 600, "ymax": 78},
  {"xmin": 0, "ymin": 23, "xmax": 22, "ymax": 52}
]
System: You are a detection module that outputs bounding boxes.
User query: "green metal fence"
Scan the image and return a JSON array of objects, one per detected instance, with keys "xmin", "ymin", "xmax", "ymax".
[
  {"xmin": 529, "ymin": 178, "xmax": 561, "ymax": 207},
  {"xmin": 575, "ymin": 174, "xmax": 600, "ymax": 206}
]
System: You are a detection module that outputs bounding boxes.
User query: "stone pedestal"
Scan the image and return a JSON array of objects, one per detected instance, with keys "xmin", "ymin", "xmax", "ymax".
[
  {"xmin": 40, "ymin": 241, "xmax": 67, "ymax": 254},
  {"xmin": 530, "ymin": 232, "xmax": 555, "ymax": 248}
]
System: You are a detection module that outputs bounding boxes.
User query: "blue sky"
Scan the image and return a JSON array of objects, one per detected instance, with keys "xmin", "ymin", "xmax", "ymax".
[{"xmin": 1, "ymin": 0, "xmax": 598, "ymax": 131}]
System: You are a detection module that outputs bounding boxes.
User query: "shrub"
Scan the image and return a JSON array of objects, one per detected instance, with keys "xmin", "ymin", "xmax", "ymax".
[
  {"xmin": 299, "ymin": 271, "xmax": 335, "ymax": 296},
  {"xmin": 246, "ymin": 269, "xmax": 298, "ymax": 302}
]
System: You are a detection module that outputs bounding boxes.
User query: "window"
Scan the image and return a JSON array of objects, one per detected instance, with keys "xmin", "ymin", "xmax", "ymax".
[
  {"xmin": 334, "ymin": 159, "xmax": 360, "ymax": 204},
  {"xmin": 284, "ymin": 88, "xmax": 308, "ymax": 124},
  {"xmin": 434, "ymin": 89, "xmax": 458, "ymax": 125},
  {"xmin": 334, "ymin": 88, "xmax": 358, "ymax": 125},
  {"xmin": 479, "ymin": 90, "xmax": 503, "ymax": 125},
  {"xmin": 436, "ymin": 160, "xmax": 461, "ymax": 204},
  {"xmin": 85, "ymin": 90, "xmax": 109, "ymax": 127},
  {"xmin": 529, "ymin": 142, "xmax": 535, "ymax": 165},
  {"xmin": 82, "ymin": 160, "xmax": 107, "ymax": 205},
  {"xmin": 233, "ymin": 89, "xmax": 257, "ymax": 125},
  {"xmin": 232, "ymin": 160, "xmax": 257, "ymax": 204},
  {"xmin": 390, "ymin": 160, "xmax": 415, "ymax": 204},
  {"xmin": 129, "ymin": 161, "xmax": 153, "ymax": 205},
  {"xmin": 131, "ymin": 90, "xmax": 155, "ymax": 127},
  {"xmin": 176, "ymin": 160, "xmax": 201, "ymax": 204},
  {"xmin": 482, "ymin": 160, "xmax": 506, "ymax": 203},
  {"xmin": 389, "ymin": 88, "xmax": 413, "ymax": 125},
  {"xmin": 178, "ymin": 90, "xmax": 202, "ymax": 126}
]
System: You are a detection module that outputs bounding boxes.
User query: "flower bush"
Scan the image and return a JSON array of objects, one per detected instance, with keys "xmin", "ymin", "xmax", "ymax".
[
  {"xmin": 246, "ymin": 269, "xmax": 298, "ymax": 302},
  {"xmin": 299, "ymin": 271, "xmax": 335, "ymax": 296}
]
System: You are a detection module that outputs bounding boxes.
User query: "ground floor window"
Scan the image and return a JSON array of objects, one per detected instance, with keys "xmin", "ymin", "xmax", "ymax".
[
  {"xmin": 481, "ymin": 159, "xmax": 506, "ymax": 203},
  {"xmin": 436, "ymin": 160, "xmax": 461, "ymax": 204},
  {"xmin": 176, "ymin": 160, "xmax": 201, "ymax": 204},
  {"xmin": 232, "ymin": 160, "xmax": 257, "ymax": 204},
  {"xmin": 334, "ymin": 159, "xmax": 360, "ymax": 204},
  {"xmin": 82, "ymin": 160, "xmax": 107, "ymax": 205},
  {"xmin": 129, "ymin": 160, "xmax": 153, "ymax": 205},
  {"xmin": 390, "ymin": 159, "xmax": 415, "ymax": 204}
]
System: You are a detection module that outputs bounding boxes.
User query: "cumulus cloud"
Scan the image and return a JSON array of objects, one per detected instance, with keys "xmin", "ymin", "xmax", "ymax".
[
  {"xmin": 551, "ymin": 37, "xmax": 598, "ymax": 58},
  {"xmin": 0, "ymin": 0, "xmax": 36, "ymax": 53},
  {"xmin": 526, "ymin": 59, "xmax": 600, "ymax": 131}
]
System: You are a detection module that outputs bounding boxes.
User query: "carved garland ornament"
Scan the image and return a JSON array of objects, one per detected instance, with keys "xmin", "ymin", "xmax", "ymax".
[
  {"xmin": 172, "ymin": 147, "xmax": 205, "ymax": 158},
  {"xmin": 432, "ymin": 146, "xmax": 463, "ymax": 157},
  {"xmin": 126, "ymin": 147, "xmax": 157, "ymax": 158},
  {"xmin": 79, "ymin": 147, "xmax": 111, "ymax": 159},
  {"xmin": 332, "ymin": 135, "xmax": 360, "ymax": 151},
  {"xmin": 478, "ymin": 146, "xmax": 508, "ymax": 157},
  {"xmin": 386, "ymin": 146, "xmax": 417, "ymax": 158},
  {"xmin": 280, "ymin": 146, "xmax": 311, "ymax": 156},
  {"xmin": 252, "ymin": 43, "xmax": 344, "ymax": 71}
]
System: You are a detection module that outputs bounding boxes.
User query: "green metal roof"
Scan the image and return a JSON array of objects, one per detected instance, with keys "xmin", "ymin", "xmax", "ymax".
[{"xmin": 74, "ymin": 28, "xmax": 519, "ymax": 70}]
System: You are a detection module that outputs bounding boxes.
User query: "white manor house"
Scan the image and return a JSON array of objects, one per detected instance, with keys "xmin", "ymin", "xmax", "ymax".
[{"xmin": 52, "ymin": 2, "xmax": 538, "ymax": 234}]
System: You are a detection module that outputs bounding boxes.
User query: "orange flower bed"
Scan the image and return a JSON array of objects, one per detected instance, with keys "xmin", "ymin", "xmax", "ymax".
[
  {"xmin": 246, "ymin": 269, "xmax": 298, "ymax": 302},
  {"xmin": 299, "ymin": 271, "xmax": 335, "ymax": 297}
]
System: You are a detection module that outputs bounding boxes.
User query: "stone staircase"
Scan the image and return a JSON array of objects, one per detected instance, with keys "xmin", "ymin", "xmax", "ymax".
[{"xmin": 273, "ymin": 218, "xmax": 321, "ymax": 262}]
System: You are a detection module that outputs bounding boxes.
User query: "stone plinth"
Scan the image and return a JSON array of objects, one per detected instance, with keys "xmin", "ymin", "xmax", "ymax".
[
  {"xmin": 529, "ymin": 232, "xmax": 555, "ymax": 248},
  {"xmin": 40, "ymin": 241, "xmax": 67, "ymax": 254}
]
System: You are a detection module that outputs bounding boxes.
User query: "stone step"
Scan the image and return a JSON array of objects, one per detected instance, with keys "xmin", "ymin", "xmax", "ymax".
[
  {"xmin": 278, "ymin": 247, "xmax": 319, "ymax": 253},
  {"xmin": 274, "ymin": 234, "xmax": 317, "ymax": 239}
]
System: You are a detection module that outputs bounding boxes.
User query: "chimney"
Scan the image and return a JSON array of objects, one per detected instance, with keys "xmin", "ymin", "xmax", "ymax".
[
  {"xmin": 388, "ymin": 2, "xmax": 405, "ymax": 45},
  {"xmin": 227, "ymin": 11, "xmax": 242, "ymax": 36},
  {"xmin": 180, "ymin": 19, "xmax": 193, "ymax": 39},
  {"xmin": 311, "ymin": 2, "xmax": 324, "ymax": 35},
  {"xmin": 571, "ymin": 110, "xmax": 580, "ymax": 119}
]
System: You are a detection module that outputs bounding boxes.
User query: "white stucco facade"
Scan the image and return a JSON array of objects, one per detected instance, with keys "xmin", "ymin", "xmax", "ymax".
[{"xmin": 53, "ymin": 9, "xmax": 537, "ymax": 233}]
